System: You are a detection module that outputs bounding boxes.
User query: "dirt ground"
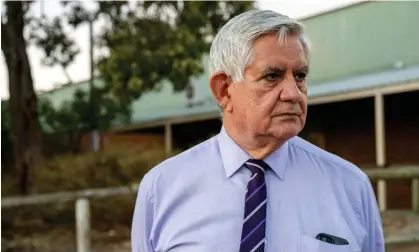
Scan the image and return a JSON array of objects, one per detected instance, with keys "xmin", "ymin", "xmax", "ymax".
[
  {"xmin": 2, "ymin": 211, "xmax": 419, "ymax": 252},
  {"xmin": 5, "ymin": 237, "xmax": 419, "ymax": 252},
  {"xmin": 387, "ymin": 241, "xmax": 419, "ymax": 252},
  {"xmin": 382, "ymin": 211, "xmax": 419, "ymax": 243}
]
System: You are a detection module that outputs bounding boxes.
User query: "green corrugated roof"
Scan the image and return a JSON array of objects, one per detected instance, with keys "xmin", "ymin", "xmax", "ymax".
[
  {"xmin": 38, "ymin": 1, "xmax": 419, "ymax": 129},
  {"xmin": 38, "ymin": 55, "xmax": 215, "ymax": 128},
  {"xmin": 129, "ymin": 55, "xmax": 211, "ymax": 111},
  {"xmin": 117, "ymin": 55, "xmax": 216, "ymax": 126},
  {"xmin": 40, "ymin": 58, "xmax": 419, "ymax": 129},
  {"xmin": 124, "ymin": 64, "xmax": 419, "ymax": 127}
]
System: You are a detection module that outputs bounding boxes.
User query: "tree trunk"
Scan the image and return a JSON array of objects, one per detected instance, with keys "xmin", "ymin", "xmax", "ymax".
[{"xmin": 2, "ymin": 1, "xmax": 44, "ymax": 194}]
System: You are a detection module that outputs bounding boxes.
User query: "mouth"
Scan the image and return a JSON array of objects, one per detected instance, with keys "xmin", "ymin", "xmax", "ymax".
[{"xmin": 275, "ymin": 113, "xmax": 299, "ymax": 117}]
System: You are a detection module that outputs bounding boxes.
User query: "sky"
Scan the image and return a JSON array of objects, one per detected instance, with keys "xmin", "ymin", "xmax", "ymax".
[{"xmin": 0, "ymin": 0, "xmax": 362, "ymax": 99}]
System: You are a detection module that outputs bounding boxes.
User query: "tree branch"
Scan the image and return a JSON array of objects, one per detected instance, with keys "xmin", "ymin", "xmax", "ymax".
[{"xmin": 61, "ymin": 64, "xmax": 73, "ymax": 84}]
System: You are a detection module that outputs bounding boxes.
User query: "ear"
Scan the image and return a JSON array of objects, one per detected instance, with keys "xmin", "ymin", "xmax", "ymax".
[{"xmin": 209, "ymin": 71, "xmax": 232, "ymax": 112}]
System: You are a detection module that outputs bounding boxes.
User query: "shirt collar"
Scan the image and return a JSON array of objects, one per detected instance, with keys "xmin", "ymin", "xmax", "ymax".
[{"xmin": 216, "ymin": 127, "xmax": 289, "ymax": 180}]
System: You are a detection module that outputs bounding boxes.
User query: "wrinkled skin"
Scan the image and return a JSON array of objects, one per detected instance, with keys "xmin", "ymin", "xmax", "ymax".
[{"xmin": 210, "ymin": 33, "xmax": 309, "ymax": 159}]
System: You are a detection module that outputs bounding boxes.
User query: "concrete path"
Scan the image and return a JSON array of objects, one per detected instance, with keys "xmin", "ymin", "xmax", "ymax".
[
  {"xmin": 382, "ymin": 210, "xmax": 419, "ymax": 252},
  {"xmin": 383, "ymin": 210, "xmax": 419, "ymax": 244}
]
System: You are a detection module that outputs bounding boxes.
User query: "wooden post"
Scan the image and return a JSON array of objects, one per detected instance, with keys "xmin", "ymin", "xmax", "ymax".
[
  {"xmin": 374, "ymin": 93, "xmax": 387, "ymax": 212},
  {"xmin": 76, "ymin": 198, "xmax": 91, "ymax": 252},
  {"xmin": 165, "ymin": 122, "xmax": 172, "ymax": 157},
  {"xmin": 413, "ymin": 179, "xmax": 419, "ymax": 212}
]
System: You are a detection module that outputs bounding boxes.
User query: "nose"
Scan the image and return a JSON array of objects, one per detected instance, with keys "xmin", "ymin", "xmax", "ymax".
[{"xmin": 279, "ymin": 76, "xmax": 302, "ymax": 103}]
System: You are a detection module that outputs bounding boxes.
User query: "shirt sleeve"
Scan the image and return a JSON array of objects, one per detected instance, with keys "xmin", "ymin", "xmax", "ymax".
[
  {"xmin": 131, "ymin": 173, "xmax": 155, "ymax": 252},
  {"xmin": 360, "ymin": 177, "xmax": 385, "ymax": 252}
]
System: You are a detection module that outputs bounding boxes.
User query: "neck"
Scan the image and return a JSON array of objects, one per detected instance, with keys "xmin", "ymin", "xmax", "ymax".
[{"xmin": 222, "ymin": 119, "xmax": 285, "ymax": 160}]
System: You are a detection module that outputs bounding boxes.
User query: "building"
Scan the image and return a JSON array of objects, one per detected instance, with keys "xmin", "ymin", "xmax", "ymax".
[{"xmin": 42, "ymin": 1, "xmax": 419, "ymax": 210}]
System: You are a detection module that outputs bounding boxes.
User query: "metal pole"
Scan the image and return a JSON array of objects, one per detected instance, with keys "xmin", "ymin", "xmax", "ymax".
[
  {"xmin": 165, "ymin": 123, "xmax": 172, "ymax": 157},
  {"xmin": 40, "ymin": 1, "xmax": 44, "ymax": 18},
  {"xmin": 89, "ymin": 19, "xmax": 94, "ymax": 97},
  {"xmin": 88, "ymin": 18, "xmax": 99, "ymax": 151},
  {"xmin": 76, "ymin": 198, "xmax": 91, "ymax": 252}
]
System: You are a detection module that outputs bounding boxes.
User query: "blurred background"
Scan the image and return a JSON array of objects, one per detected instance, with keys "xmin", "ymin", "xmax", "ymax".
[{"xmin": 1, "ymin": 0, "xmax": 419, "ymax": 251}]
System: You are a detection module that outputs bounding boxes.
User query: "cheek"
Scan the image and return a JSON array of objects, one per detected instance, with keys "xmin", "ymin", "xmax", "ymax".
[
  {"xmin": 230, "ymin": 86, "xmax": 248, "ymax": 111},
  {"xmin": 300, "ymin": 97, "xmax": 308, "ymax": 120},
  {"xmin": 233, "ymin": 86, "xmax": 278, "ymax": 120},
  {"xmin": 257, "ymin": 91, "xmax": 279, "ymax": 114}
]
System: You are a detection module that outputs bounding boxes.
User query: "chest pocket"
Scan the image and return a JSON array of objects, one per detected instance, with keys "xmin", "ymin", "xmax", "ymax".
[{"xmin": 300, "ymin": 235, "xmax": 361, "ymax": 252}]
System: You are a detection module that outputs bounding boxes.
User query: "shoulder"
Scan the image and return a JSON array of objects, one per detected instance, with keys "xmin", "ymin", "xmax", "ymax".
[
  {"xmin": 288, "ymin": 137, "xmax": 377, "ymax": 224},
  {"xmin": 138, "ymin": 135, "xmax": 219, "ymax": 197},
  {"xmin": 288, "ymin": 136, "xmax": 369, "ymax": 184}
]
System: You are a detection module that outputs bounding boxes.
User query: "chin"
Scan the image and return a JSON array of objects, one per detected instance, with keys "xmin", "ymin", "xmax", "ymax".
[{"xmin": 269, "ymin": 124, "xmax": 302, "ymax": 141}]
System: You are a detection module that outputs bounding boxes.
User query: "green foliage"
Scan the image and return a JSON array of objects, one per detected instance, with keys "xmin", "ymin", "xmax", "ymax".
[
  {"xmin": 97, "ymin": 1, "xmax": 255, "ymax": 107},
  {"xmin": 26, "ymin": 1, "xmax": 131, "ymax": 132},
  {"xmin": 29, "ymin": 17, "xmax": 79, "ymax": 70},
  {"xmin": 38, "ymin": 88, "xmax": 129, "ymax": 134},
  {"xmin": 33, "ymin": 144, "xmax": 168, "ymax": 192},
  {"xmin": 28, "ymin": 0, "xmax": 254, "ymax": 135},
  {"xmin": 2, "ymin": 0, "xmax": 254, "ymax": 192}
]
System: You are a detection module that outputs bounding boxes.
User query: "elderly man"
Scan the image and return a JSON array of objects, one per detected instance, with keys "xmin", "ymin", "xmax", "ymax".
[{"xmin": 131, "ymin": 9, "xmax": 384, "ymax": 252}]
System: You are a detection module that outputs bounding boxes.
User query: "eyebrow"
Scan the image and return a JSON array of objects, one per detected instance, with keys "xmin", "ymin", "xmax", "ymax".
[
  {"xmin": 261, "ymin": 65, "xmax": 309, "ymax": 75},
  {"xmin": 299, "ymin": 66, "xmax": 310, "ymax": 74}
]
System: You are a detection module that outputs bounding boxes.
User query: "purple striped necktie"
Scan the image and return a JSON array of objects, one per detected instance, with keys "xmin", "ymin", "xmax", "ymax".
[{"xmin": 240, "ymin": 159, "xmax": 270, "ymax": 252}]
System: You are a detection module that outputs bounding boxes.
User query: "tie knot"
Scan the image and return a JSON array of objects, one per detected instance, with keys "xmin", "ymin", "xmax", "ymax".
[{"xmin": 245, "ymin": 159, "xmax": 270, "ymax": 174}]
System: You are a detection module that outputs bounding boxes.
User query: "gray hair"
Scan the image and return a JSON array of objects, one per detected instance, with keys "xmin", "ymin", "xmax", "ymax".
[{"xmin": 208, "ymin": 10, "xmax": 311, "ymax": 117}]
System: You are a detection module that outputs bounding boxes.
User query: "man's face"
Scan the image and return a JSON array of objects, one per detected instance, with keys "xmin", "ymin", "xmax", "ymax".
[{"xmin": 227, "ymin": 33, "xmax": 308, "ymax": 141}]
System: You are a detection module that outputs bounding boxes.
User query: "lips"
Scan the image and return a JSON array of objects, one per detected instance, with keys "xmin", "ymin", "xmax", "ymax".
[{"xmin": 274, "ymin": 112, "xmax": 299, "ymax": 117}]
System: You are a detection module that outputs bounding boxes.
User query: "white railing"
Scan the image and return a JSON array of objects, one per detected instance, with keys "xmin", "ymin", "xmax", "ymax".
[
  {"xmin": 2, "ymin": 183, "xmax": 139, "ymax": 252},
  {"xmin": 2, "ymin": 166, "xmax": 419, "ymax": 252},
  {"xmin": 363, "ymin": 166, "xmax": 419, "ymax": 212}
]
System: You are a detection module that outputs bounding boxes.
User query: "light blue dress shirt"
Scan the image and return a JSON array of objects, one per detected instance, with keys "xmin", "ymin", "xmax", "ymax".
[{"xmin": 131, "ymin": 128, "xmax": 384, "ymax": 252}]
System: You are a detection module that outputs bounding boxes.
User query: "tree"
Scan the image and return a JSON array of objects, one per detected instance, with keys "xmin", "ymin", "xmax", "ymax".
[
  {"xmin": 1, "ymin": 0, "xmax": 98, "ymax": 193},
  {"xmin": 1, "ymin": 100, "xmax": 14, "ymax": 168},
  {"xmin": 42, "ymin": 0, "xmax": 254, "ymax": 145},
  {"xmin": 1, "ymin": 1, "xmax": 254, "ymax": 194},
  {"xmin": 38, "ymin": 87, "xmax": 127, "ymax": 154},
  {"xmin": 2, "ymin": 1, "xmax": 44, "ymax": 194},
  {"xmin": 0, "ymin": 1, "xmax": 129, "ymax": 193},
  {"xmin": 37, "ymin": 0, "xmax": 255, "ymax": 146},
  {"xmin": 96, "ymin": 1, "xmax": 255, "ymax": 113}
]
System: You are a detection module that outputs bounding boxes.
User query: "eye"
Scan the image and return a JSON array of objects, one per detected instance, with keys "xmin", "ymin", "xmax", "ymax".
[
  {"xmin": 265, "ymin": 73, "xmax": 281, "ymax": 81},
  {"xmin": 295, "ymin": 72, "xmax": 307, "ymax": 82}
]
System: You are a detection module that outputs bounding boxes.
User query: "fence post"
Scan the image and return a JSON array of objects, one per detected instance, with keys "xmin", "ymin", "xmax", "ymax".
[
  {"xmin": 377, "ymin": 180, "xmax": 387, "ymax": 212},
  {"xmin": 165, "ymin": 123, "xmax": 172, "ymax": 157},
  {"xmin": 413, "ymin": 179, "xmax": 419, "ymax": 212},
  {"xmin": 76, "ymin": 198, "xmax": 91, "ymax": 252},
  {"xmin": 374, "ymin": 93, "xmax": 387, "ymax": 212}
]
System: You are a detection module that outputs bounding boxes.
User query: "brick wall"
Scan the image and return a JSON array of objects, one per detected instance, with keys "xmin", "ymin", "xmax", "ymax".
[
  {"xmin": 385, "ymin": 91, "xmax": 419, "ymax": 209},
  {"xmin": 80, "ymin": 132, "xmax": 165, "ymax": 152},
  {"xmin": 305, "ymin": 90, "xmax": 419, "ymax": 209},
  {"xmin": 305, "ymin": 97, "xmax": 376, "ymax": 164}
]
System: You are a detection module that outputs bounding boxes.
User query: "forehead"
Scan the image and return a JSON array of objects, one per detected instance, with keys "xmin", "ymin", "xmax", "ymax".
[{"xmin": 248, "ymin": 33, "xmax": 307, "ymax": 69}]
